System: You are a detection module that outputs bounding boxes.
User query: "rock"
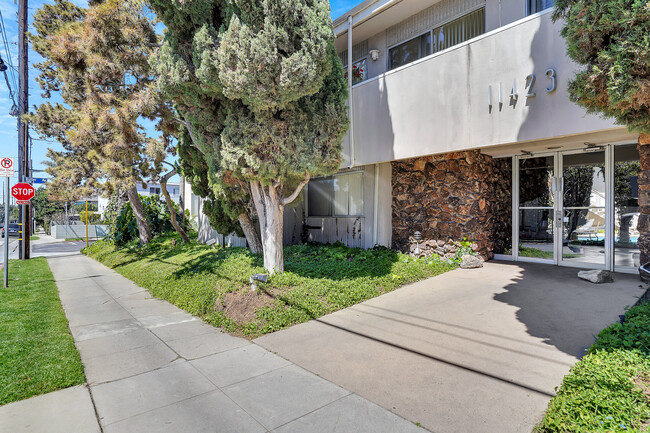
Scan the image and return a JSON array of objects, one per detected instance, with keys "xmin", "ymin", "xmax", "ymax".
[
  {"xmin": 460, "ymin": 255, "xmax": 483, "ymax": 269},
  {"xmin": 577, "ymin": 270, "xmax": 614, "ymax": 284},
  {"xmin": 434, "ymin": 247, "xmax": 446, "ymax": 257}
]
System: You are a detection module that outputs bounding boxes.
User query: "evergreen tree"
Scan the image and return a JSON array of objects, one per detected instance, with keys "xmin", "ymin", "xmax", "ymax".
[
  {"xmin": 30, "ymin": 0, "xmax": 175, "ymax": 244},
  {"xmin": 552, "ymin": 0, "xmax": 650, "ymax": 133},
  {"xmin": 150, "ymin": 0, "xmax": 349, "ymax": 273}
]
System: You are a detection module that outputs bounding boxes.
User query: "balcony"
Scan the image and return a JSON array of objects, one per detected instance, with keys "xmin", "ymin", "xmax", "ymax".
[{"xmin": 340, "ymin": 10, "xmax": 634, "ymax": 167}]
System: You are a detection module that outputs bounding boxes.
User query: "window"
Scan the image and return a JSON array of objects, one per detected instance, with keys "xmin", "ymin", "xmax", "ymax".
[
  {"xmin": 344, "ymin": 58, "xmax": 367, "ymax": 85},
  {"xmin": 528, "ymin": 0, "xmax": 554, "ymax": 15},
  {"xmin": 149, "ymin": 187, "xmax": 161, "ymax": 195},
  {"xmin": 432, "ymin": 8, "xmax": 485, "ymax": 53},
  {"xmin": 191, "ymin": 195, "xmax": 200, "ymax": 217},
  {"xmin": 308, "ymin": 172, "xmax": 363, "ymax": 217},
  {"xmin": 389, "ymin": 33, "xmax": 431, "ymax": 70}
]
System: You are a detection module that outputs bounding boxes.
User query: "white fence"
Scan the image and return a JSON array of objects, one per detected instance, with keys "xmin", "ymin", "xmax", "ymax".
[{"xmin": 51, "ymin": 222, "xmax": 109, "ymax": 239}]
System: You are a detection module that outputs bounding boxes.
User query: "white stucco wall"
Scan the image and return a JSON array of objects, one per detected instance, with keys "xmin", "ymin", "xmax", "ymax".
[{"xmin": 342, "ymin": 10, "xmax": 631, "ymax": 168}]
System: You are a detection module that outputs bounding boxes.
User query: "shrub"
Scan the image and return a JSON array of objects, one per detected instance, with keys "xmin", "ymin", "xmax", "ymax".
[{"xmin": 111, "ymin": 195, "xmax": 189, "ymax": 245}]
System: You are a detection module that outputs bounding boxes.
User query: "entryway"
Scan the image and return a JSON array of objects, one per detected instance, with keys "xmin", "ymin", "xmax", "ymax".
[{"xmin": 510, "ymin": 143, "xmax": 640, "ymax": 272}]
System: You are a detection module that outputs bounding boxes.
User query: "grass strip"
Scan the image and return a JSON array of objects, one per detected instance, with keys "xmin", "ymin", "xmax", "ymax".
[
  {"xmin": 535, "ymin": 301, "xmax": 650, "ymax": 432},
  {"xmin": 0, "ymin": 258, "xmax": 85, "ymax": 406},
  {"xmin": 85, "ymin": 235, "xmax": 457, "ymax": 338}
]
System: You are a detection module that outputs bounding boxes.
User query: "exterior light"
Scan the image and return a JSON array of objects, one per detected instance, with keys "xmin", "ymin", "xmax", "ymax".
[
  {"xmin": 369, "ymin": 49, "xmax": 380, "ymax": 61},
  {"xmin": 250, "ymin": 273, "xmax": 268, "ymax": 291},
  {"xmin": 413, "ymin": 231, "xmax": 422, "ymax": 256}
]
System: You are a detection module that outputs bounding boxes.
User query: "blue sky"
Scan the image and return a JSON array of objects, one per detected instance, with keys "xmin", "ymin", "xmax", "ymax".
[{"xmin": 0, "ymin": 0, "xmax": 361, "ymax": 181}]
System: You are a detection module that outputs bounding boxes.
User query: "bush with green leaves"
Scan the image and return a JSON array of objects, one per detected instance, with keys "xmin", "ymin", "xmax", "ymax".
[
  {"xmin": 111, "ymin": 195, "xmax": 189, "ymax": 246},
  {"xmin": 536, "ymin": 301, "xmax": 650, "ymax": 432}
]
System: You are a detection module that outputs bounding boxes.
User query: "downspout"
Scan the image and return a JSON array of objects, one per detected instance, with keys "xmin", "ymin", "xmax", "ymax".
[
  {"xmin": 373, "ymin": 163, "xmax": 379, "ymax": 246},
  {"xmin": 347, "ymin": 15, "xmax": 355, "ymax": 168}
]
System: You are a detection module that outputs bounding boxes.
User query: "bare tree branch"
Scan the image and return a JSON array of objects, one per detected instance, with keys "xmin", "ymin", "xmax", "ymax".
[{"xmin": 282, "ymin": 175, "xmax": 310, "ymax": 206}]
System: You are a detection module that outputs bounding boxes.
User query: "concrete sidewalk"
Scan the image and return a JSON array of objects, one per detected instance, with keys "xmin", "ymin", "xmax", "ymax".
[
  {"xmin": 255, "ymin": 261, "xmax": 646, "ymax": 433},
  {"xmin": 0, "ymin": 253, "xmax": 423, "ymax": 433}
]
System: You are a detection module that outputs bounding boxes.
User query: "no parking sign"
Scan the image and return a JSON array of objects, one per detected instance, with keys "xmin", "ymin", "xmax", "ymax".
[{"xmin": 0, "ymin": 157, "xmax": 14, "ymax": 177}]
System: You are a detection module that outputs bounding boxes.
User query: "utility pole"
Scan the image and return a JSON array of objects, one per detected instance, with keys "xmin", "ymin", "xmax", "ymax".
[{"xmin": 18, "ymin": 0, "xmax": 30, "ymax": 259}]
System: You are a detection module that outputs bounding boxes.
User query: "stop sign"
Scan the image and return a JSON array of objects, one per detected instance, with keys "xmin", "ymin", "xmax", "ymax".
[{"xmin": 11, "ymin": 182, "xmax": 35, "ymax": 201}]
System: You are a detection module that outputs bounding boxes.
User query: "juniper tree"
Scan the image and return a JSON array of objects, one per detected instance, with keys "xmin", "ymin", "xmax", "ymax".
[
  {"xmin": 177, "ymin": 131, "xmax": 263, "ymax": 252},
  {"xmin": 151, "ymin": 0, "xmax": 349, "ymax": 273},
  {"xmin": 30, "ymin": 0, "xmax": 175, "ymax": 244},
  {"xmin": 552, "ymin": 0, "xmax": 650, "ymax": 133}
]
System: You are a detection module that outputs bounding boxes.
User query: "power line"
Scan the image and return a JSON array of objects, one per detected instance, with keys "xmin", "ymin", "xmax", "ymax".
[{"xmin": 0, "ymin": 9, "xmax": 18, "ymax": 92}]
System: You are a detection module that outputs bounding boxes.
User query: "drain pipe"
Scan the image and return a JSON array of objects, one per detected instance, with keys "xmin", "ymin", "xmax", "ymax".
[
  {"xmin": 373, "ymin": 163, "xmax": 379, "ymax": 246},
  {"xmin": 347, "ymin": 15, "xmax": 355, "ymax": 168}
]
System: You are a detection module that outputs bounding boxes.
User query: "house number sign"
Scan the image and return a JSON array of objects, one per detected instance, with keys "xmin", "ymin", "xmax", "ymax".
[{"xmin": 488, "ymin": 68, "xmax": 557, "ymax": 109}]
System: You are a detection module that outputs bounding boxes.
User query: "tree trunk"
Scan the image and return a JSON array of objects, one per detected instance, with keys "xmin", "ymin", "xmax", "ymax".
[
  {"xmin": 638, "ymin": 134, "xmax": 650, "ymax": 278},
  {"xmin": 126, "ymin": 185, "xmax": 152, "ymax": 244},
  {"xmin": 161, "ymin": 176, "xmax": 190, "ymax": 243},
  {"xmin": 179, "ymin": 176, "xmax": 186, "ymax": 225},
  {"xmin": 250, "ymin": 181, "xmax": 285, "ymax": 274},
  {"xmin": 238, "ymin": 212, "xmax": 263, "ymax": 254}
]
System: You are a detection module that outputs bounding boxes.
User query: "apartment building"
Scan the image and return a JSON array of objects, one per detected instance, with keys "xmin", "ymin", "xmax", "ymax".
[{"xmin": 193, "ymin": 0, "xmax": 642, "ymax": 273}]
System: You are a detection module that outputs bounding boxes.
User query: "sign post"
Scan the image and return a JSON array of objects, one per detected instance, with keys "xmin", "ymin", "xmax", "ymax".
[
  {"xmin": 1, "ymin": 157, "xmax": 15, "ymax": 288},
  {"xmin": 11, "ymin": 182, "xmax": 35, "ymax": 261}
]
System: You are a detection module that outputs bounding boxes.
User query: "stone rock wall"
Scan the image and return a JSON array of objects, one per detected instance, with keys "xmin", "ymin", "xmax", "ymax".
[{"xmin": 392, "ymin": 150, "xmax": 511, "ymax": 259}]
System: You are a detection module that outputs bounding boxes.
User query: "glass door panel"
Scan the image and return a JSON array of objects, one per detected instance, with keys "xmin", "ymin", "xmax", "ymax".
[
  {"xmin": 560, "ymin": 151, "xmax": 606, "ymax": 266},
  {"xmin": 518, "ymin": 156, "xmax": 555, "ymax": 260},
  {"xmin": 614, "ymin": 144, "xmax": 640, "ymax": 269}
]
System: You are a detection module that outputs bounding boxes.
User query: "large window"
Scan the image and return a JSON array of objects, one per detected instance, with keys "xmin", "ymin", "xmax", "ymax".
[
  {"xmin": 388, "ymin": 8, "xmax": 485, "ymax": 70},
  {"xmin": 308, "ymin": 172, "xmax": 363, "ymax": 217},
  {"xmin": 528, "ymin": 0, "xmax": 555, "ymax": 15},
  {"xmin": 389, "ymin": 33, "xmax": 431, "ymax": 70},
  {"xmin": 432, "ymin": 8, "xmax": 485, "ymax": 53}
]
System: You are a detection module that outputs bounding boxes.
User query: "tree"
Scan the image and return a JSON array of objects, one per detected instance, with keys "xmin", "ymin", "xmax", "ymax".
[
  {"xmin": 177, "ymin": 130, "xmax": 262, "ymax": 253},
  {"xmin": 150, "ymin": 0, "xmax": 349, "ymax": 273},
  {"xmin": 31, "ymin": 187, "xmax": 65, "ymax": 232},
  {"xmin": 30, "ymin": 0, "xmax": 174, "ymax": 244},
  {"xmin": 552, "ymin": 1, "xmax": 650, "ymax": 133}
]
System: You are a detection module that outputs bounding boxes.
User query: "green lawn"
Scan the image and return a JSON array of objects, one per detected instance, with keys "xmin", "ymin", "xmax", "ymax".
[
  {"xmin": 535, "ymin": 301, "xmax": 650, "ymax": 432},
  {"xmin": 30, "ymin": 236, "xmax": 40, "ymax": 241},
  {"xmin": 0, "ymin": 258, "xmax": 85, "ymax": 406},
  {"xmin": 84, "ymin": 236, "xmax": 457, "ymax": 337}
]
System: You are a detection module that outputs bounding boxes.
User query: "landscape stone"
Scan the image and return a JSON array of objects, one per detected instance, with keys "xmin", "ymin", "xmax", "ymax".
[
  {"xmin": 577, "ymin": 270, "xmax": 614, "ymax": 284},
  {"xmin": 460, "ymin": 255, "xmax": 484, "ymax": 269}
]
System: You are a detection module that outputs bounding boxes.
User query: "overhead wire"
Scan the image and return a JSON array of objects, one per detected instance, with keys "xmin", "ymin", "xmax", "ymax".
[{"xmin": 0, "ymin": 8, "xmax": 18, "ymax": 115}]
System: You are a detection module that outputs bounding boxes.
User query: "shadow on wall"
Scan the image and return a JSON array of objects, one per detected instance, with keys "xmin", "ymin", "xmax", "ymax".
[{"xmin": 493, "ymin": 261, "xmax": 643, "ymax": 358}]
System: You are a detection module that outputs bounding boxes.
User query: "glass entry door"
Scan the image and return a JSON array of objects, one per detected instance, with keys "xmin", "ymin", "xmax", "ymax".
[
  {"xmin": 515, "ymin": 148, "xmax": 612, "ymax": 269},
  {"xmin": 517, "ymin": 155, "xmax": 557, "ymax": 262},
  {"xmin": 558, "ymin": 150, "xmax": 608, "ymax": 268}
]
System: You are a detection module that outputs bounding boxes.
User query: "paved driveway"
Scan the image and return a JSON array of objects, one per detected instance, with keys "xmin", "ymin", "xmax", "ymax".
[{"xmin": 255, "ymin": 261, "xmax": 646, "ymax": 433}]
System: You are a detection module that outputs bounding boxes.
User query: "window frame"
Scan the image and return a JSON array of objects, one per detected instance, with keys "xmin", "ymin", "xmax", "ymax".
[
  {"xmin": 307, "ymin": 171, "xmax": 365, "ymax": 218},
  {"xmin": 526, "ymin": 0, "xmax": 555, "ymax": 16},
  {"xmin": 387, "ymin": 29, "xmax": 432, "ymax": 71}
]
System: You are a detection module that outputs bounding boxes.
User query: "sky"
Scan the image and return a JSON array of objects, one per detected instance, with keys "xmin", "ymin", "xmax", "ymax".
[{"xmin": 0, "ymin": 0, "xmax": 361, "ymax": 183}]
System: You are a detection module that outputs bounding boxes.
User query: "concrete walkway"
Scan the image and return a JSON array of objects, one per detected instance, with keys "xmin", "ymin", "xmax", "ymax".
[
  {"xmin": 0, "ymin": 252, "xmax": 423, "ymax": 433},
  {"xmin": 255, "ymin": 261, "xmax": 646, "ymax": 433}
]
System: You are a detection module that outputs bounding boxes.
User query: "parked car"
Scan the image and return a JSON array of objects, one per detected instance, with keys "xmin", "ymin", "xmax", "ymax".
[{"xmin": 1, "ymin": 223, "xmax": 19, "ymax": 238}]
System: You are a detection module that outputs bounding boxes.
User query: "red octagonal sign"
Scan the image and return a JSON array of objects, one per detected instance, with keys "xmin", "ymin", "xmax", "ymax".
[{"xmin": 11, "ymin": 182, "xmax": 35, "ymax": 201}]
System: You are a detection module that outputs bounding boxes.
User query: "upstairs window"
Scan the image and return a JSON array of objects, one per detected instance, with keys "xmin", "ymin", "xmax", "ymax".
[
  {"xmin": 149, "ymin": 187, "xmax": 161, "ymax": 195},
  {"xmin": 388, "ymin": 32, "xmax": 431, "ymax": 70},
  {"xmin": 308, "ymin": 172, "xmax": 364, "ymax": 217},
  {"xmin": 528, "ymin": 0, "xmax": 555, "ymax": 15},
  {"xmin": 432, "ymin": 8, "xmax": 485, "ymax": 53}
]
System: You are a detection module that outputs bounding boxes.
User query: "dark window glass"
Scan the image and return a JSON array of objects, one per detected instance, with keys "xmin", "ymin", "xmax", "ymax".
[
  {"xmin": 389, "ymin": 33, "xmax": 431, "ymax": 70},
  {"xmin": 528, "ymin": 0, "xmax": 555, "ymax": 15}
]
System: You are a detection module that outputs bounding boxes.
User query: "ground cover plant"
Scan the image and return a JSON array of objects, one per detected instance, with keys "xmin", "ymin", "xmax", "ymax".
[
  {"xmin": 0, "ymin": 258, "xmax": 85, "ymax": 405},
  {"xmin": 535, "ymin": 301, "xmax": 650, "ymax": 432},
  {"xmin": 84, "ymin": 235, "xmax": 456, "ymax": 337}
]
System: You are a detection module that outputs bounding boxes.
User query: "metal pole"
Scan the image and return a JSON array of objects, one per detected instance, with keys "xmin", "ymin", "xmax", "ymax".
[
  {"xmin": 18, "ymin": 0, "xmax": 29, "ymax": 260},
  {"xmin": 4, "ymin": 179, "xmax": 9, "ymax": 287},
  {"xmin": 85, "ymin": 200, "xmax": 89, "ymax": 247}
]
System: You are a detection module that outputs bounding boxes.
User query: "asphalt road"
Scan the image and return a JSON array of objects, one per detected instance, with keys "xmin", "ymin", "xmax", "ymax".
[{"xmin": 0, "ymin": 236, "xmax": 19, "ymax": 263}]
